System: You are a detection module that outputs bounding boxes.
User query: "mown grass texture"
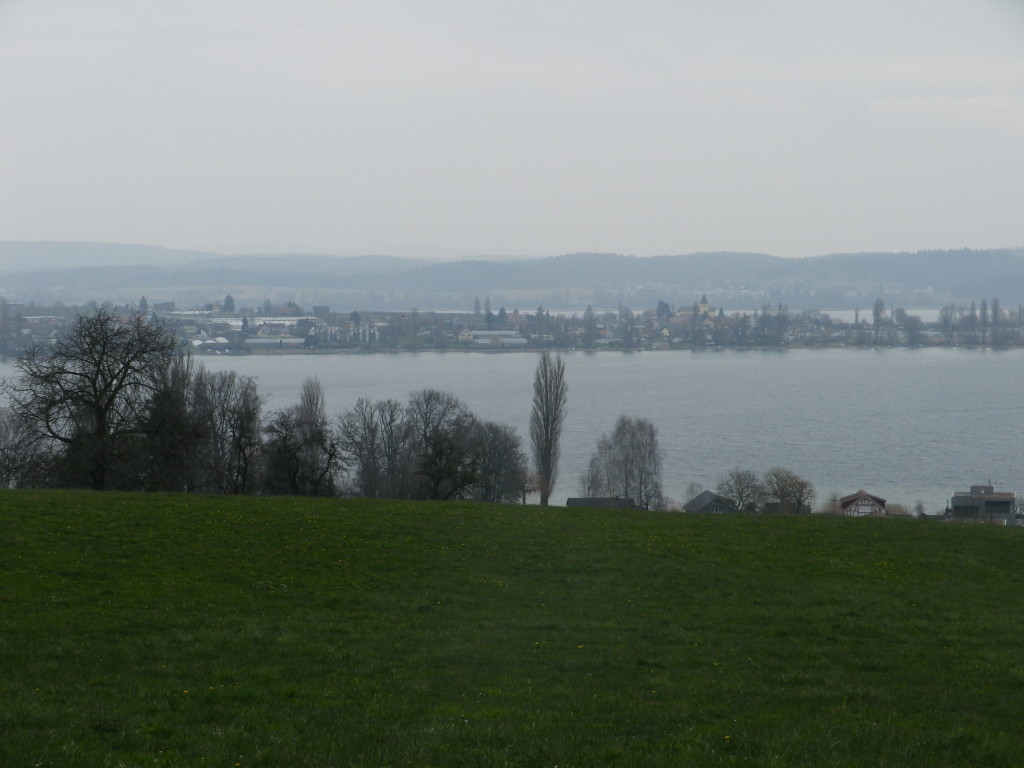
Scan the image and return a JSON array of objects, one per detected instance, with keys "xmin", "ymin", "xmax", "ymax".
[{"xmin": 2, "ymin": 489, "xmax": 1023, "ymax": 767}]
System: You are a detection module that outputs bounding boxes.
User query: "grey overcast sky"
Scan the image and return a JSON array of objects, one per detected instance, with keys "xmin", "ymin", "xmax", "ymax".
[{"xmin": 1, "ymin": 1, "xmax": 1022, "ymax": 260}]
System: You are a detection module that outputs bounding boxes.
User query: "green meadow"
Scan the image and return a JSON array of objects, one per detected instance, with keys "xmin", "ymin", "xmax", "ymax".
[{"xmin": 2, "ymin": 490, "xmax": 1023, "ymax": 767}]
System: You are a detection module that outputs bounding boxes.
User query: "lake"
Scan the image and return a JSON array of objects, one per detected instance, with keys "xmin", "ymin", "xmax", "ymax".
[{"xmin": 176, "ymin": 347, "xmax": 1024, "ymax": 514}]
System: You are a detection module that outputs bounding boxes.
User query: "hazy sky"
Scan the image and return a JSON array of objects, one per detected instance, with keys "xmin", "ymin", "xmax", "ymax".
[{"xmin": 2, "ymin": 0, "xmax": 1022, "ymax": 260}]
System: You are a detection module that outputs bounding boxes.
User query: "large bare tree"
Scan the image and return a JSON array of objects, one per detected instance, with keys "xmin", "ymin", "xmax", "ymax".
[
  {"xmin": 263, "ymin": 377, "xmax": 341, "ymax": 496},
  {"xmin": 716, "ymin": 468, "xmax": 765, "ymax": 513},
  {"xmin": 763, "ymin": 467, "xmax": 815, "ymax": 514},
  {"xmin": 338, "ymin": 397, "xmax": 385, "ymax": 498},
  {"xmin": 189, "ymin": 368, "xmax": 263, "ymax": 494},
  {"xmin": 473, "ymin": 420, "xmax": 529, "ymax": 504},
  {"xmin": 530, "ymin": 352, "xmax": 568, "ymax": 506},
  {"xmin": 338, "ymin": 397, "xmax": 413, "ymax": 499},
  {"xmin": 5, "ymin": 308, "xmax": 180, "ymax": 490},
  {"xmin": 140, "ymin": 353, "xmax": 201, "ymax": 491},
  {"xmin": 406, "ymin": 388, "xmax": 479, "ymax": 500},
  {"xmin": 872, "ymin": 297, "xmax": 885, "ymax": 344},
  {"xmin": 578, "ymin": 415, "xmax": 663, "ymax": 510}
]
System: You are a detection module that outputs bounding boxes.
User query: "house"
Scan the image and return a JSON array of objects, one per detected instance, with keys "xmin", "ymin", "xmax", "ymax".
[
  {"xmin": 682, "ymin": 490, "xmax": 739, "ymax": 514},
  {"xmin": 839, "ymin": 489, "xmax": 887, "ymax": 516},
  {"xmin": 945, "ymin": 484, "xmax": 1016, "ymax": 524}
]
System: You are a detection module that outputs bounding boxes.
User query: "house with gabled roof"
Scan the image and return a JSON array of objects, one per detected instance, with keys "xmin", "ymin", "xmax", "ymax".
[
  {"xmin": 682, "ymin": 490, "xmax": 739, "ymax": 514},
  {"xmin": 839, "ymin": 489, "xmax": 887, "ymax": 516}
]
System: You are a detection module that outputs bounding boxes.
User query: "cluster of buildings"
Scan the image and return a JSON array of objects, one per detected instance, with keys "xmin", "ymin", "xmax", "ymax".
[
  {"xmin": 570, "ymin": 484, "xmax": 1019, "ymax": 525},
  {"xmin": 677, "ymin": 484, "xmax": 1018, "ymax": 525},
  {"xmin": 9, "ymin": 292, "xmax": 1024, "ymax": 355}
]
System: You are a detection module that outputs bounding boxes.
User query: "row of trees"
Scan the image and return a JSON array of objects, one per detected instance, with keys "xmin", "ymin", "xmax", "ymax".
[
  {"xmin": 333, "ymin": 387, "xmax": 530, "ymax": 502},
  {"xmin": 0, "ymin": 310, "xmax": 587, "ymax": 504},
  {"xmin": 716, "ymin": 467, "xmax": 815, "ymax": 514},
  {"xmin": 0, "ymin": 308, "xmax": 849, "ymax": 515},
  {"xmin": 0, "ymin": 309, "xmax": 677, "ymax": 509},
  {"xmin": 935, "ymin": 298, "xmax": 1016, "ymax": 345}
]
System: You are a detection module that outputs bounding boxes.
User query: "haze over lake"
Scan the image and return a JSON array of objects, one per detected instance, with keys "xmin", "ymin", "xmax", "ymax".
[{"xmin": 182, "ymin": 348, "xmax": 1022, "ymax": 514}]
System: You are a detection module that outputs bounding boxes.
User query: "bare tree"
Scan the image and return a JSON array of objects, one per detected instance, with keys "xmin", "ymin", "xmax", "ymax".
[
  {"xmin": 338, "ymin": 397, "xmax": 413, "ymax": 498},
  {"xmin": 990, "ymin": 297, "xmax": 1002, "ymax": 345},
  {"xmin": 774, "ymin": 303, "xmax": 789, "ymax": 344},
  {"xmin": 375, "ymin": 398, "xmax": 413, "ymax": 497},
  {"xmin": 338, "ymin": 397, "xmax": 384, "ymax": 497},
  {"xmin": 684, "ymin": 481, "xmax": 705, "ymax": 503},
  {"xmin": 716, "ymin": 468, "xmax": 765, "ymax": 513},
  {"xmin": 582, "ymin": 304, "xmax": 598, "ymax": 347},
  {"xmin": 579, "ymin": 415, "xmax": 664, "ymax": 510},
  {"xmin": 473, "ymin": 421, "xmax": 529, "ymax": 503},
  {"xmin": 965, "ymin": 301, "xmax": 978, "ymax": 344},
  {"xmin": 4, "ymin": 308, "xmax": 180, "ymax": 490},
  {"xmin": 406, "ymin": 388, "xmax": 479, "ymax": 500},
  {"xmin": 577, "ymin": 447, "xmax": 609, "ymax": 498},
  {"xmin": 530, "ymin": 352, "xmax": 568, "ymax": 506},
  {"xmin": 264, "ymin": 377, "xmax": 341, "ymax": 496},
  {"xmin": 0, "ymin": 406, "xmax": 54, "ymax": 488},
  {"xmin": 140, "ymin": 354, "xmax": 202, "ymax": 491},
  {"xmin": 296, "ymin": 377, "xmax": 342, "ymax": 495},
  {"xmin": 903, "ymin": 315, "xmax": 925, "ymax": 346},
  {"xmin": 763, "ymin": 467, "xmax": 815, "ymax": 514},
  {"xmin": 189, "ymin": 369, "xmax": 263, "ymax": 494},
  {"xmin": 872, "ymin": 298, "xmax": 885, "ymax": 344},
  {"xmin": 619, "ymin": 416, "xmax": 663, "ymax": 510},
  {"xmin": 939, "ymin": 304, "xmax": 958, "ymax": 343},
  {"xmin": 891, "ymin": 306, "xmax": 907, "ymax": 330},
  {"xmin": 620, "ymin": 308, "xmax": 637, "ymax": 348},
  {"xmin": 263, "ymin": 409, "xmax": 304, "ymax": 494}
]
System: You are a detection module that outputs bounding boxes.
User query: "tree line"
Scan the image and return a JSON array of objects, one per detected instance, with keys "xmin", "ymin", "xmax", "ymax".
[
  {"xmin": 0, "ymin": 310, "xmax": 596, "ymax": 505},
  {"xmin": 714, "ymin": 467, "xmax": 816, "ymax": 514},
  {"xmin": 3, "ymin": 308, "xmax": 843, "ymax": 514}
]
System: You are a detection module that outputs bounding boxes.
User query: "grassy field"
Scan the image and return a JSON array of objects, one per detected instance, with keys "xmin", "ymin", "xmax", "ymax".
[{"xmin": 2, "ymin": 490, "xmax": 1023, "ymax": 767}]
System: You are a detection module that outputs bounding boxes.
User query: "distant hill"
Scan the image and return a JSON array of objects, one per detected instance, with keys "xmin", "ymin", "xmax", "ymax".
[
  {"xmin": 0, "ymin": 241, "xmax": 217, "ymax": 271},
  {"xmin": 1, "ymin": 241, "xmax": 1022, "ymax": 311}
]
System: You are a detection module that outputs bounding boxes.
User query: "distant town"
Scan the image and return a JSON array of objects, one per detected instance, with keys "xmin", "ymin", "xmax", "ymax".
[{"xmin": 2, "ymin": 292, "xmax": 1020, "ymax": 357}]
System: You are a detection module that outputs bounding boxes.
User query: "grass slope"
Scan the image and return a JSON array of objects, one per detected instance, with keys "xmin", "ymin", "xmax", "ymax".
[{"xmin": 2, "ymin": 490, "xmax": 1023, "ymax": 767}]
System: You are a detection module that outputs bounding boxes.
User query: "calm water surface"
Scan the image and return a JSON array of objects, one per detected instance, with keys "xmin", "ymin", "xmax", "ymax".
[{"xmin": 187, "ymin": 348, "xmax": 1024, "ymax": 513}]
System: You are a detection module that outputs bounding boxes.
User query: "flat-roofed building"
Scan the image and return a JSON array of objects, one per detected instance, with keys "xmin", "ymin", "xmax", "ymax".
[{"xmin": 946, "ymin": 484, "xmax": 1016, "ymax": 524}]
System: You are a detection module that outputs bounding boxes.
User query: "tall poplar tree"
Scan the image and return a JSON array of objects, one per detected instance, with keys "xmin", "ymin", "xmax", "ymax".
[{"xmin": 530, "ymin": 351, "xmax": 567, "ymax": 506}]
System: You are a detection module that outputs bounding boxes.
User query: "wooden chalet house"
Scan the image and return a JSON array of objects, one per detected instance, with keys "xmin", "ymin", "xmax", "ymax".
[{"xmin": 839, "ymin": 489, "xmax": 887, "ymax": 516}]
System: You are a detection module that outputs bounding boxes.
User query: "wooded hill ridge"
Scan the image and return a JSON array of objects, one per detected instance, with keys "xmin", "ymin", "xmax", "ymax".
[{"xmin": 2, "ymin": 241, "xmax": 1023, "ymax": 310}]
